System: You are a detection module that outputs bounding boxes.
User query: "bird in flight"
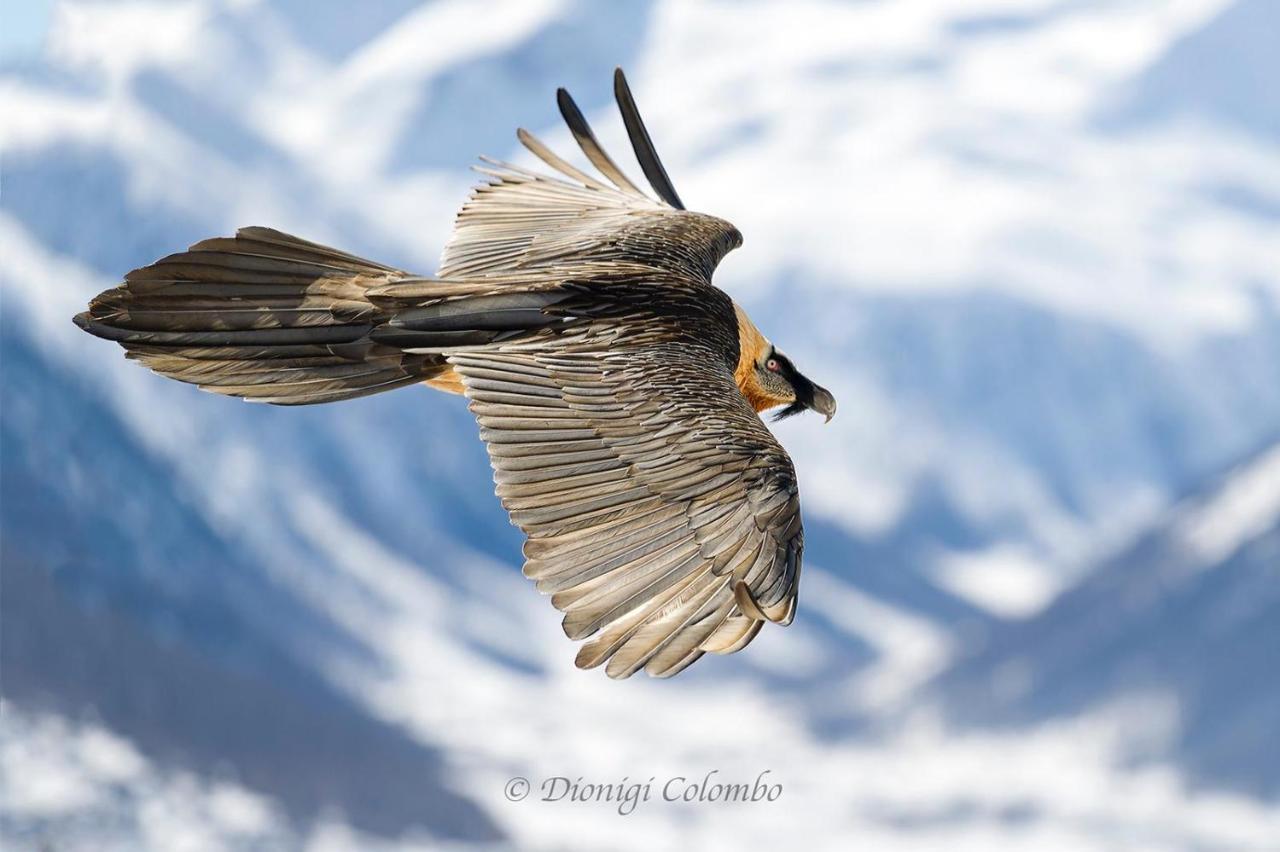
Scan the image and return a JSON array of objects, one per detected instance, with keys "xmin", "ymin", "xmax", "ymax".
[{"xmin": 75, "ymin": 69, "xmax": 836, "ymax": 678}]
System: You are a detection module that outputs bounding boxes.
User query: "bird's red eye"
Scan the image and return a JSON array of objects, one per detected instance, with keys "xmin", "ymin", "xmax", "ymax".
[{"xmin": 766, "ymin": 358, "xmax": 781, "ymax": 373}]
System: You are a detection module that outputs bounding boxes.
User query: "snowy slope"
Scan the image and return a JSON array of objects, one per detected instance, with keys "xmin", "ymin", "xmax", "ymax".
[
  {"xmin": 932, "ymin": 439, "xmax": 1280, "ymax": 798},
  {"xmin": 3, "ymin": 0, "xmax": 1280, "ymax": 849}
]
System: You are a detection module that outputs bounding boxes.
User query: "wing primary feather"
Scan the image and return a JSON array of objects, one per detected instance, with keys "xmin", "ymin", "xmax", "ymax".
[
  {"xmin": 613, "ymin": 68, "xmax": 685, "ymax": 210},
  {"xmin": 514, "ymin": 130, "xmax": 613, "ymax": 192},
  {"xmin": 555, "ymin": 87, "xmax": 644, "ymax": 196}
]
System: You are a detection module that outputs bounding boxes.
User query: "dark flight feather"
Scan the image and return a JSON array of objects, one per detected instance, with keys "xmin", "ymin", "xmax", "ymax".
[
  {"xmin": 613, "ymin": 67, "xmax": 685, "ymax": 210},
  {"xmin": 555, "ymin": 87, "xmax": 644, "ymax": 196}
]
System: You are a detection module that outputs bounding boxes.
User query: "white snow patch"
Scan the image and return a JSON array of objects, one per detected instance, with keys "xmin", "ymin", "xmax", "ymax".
[
  {"xmin": 935, "ymin": 545, "xmax": 1064, "ymax": 618},
  {"xmin": 1178, "ymin": 443, "xmax": 1280, "ymax": 568},
  {"xmin": 0, "ymin": 708, "xmax": 296, "ymax": 850},
  {"xmin": 47, "ymin": 0, "xmax": 210, "ymax": 84}
]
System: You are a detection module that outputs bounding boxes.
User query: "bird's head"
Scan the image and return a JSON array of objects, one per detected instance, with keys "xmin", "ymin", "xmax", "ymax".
[
  {"xmin": 733, "ymin": 305, "xmax": 837, "ymax": 423},
  {"xmin": 753, "ymin": 347, "xmax": 837, "ymax": 423}
]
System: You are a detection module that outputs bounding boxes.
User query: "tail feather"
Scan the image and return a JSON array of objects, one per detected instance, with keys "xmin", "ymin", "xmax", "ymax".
[
  {"xmin": 75, "ymin": 228, "xmax": 557, "ymax": 405},
  {"xmin": 191, "ymin": 227, "xmax": 402, "ymax": 271}
]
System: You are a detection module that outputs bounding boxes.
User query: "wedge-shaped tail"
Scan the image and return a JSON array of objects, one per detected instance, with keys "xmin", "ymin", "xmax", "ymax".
[{"xmin": 73, "ymin": 228, "xmax": 572, "ymax": 404}]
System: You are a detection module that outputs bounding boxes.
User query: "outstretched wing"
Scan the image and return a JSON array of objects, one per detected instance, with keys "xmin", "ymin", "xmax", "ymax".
[
  {"xmin": 439, "ymin": 68, "xmax": 743, "ymax": 284},
  {"xmin": 370, "ymin": 278, "xmax": 802, "ymax": 680},
  {"xmin": 454, "ymin": 338, "xmax": 802, "ymax": 679},
  {"xmin": 429, "ymin": 69, "xmax": 798, "ymax": 677}
]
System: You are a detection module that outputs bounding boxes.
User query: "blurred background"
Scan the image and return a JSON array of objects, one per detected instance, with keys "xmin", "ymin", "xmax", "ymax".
[{"xmin": 2, "ymin": 0, "xmax": 1278, "ymax": 849}]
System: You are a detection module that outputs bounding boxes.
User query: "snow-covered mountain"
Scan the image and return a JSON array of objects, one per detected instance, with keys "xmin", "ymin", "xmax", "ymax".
[
  {"xmin": 932, "ymin": 438, "xmax": 1280, "ymax": 799},
  {"xmin": 3, "ymin": 1, "xmax": 1279, "ymax": 849}
]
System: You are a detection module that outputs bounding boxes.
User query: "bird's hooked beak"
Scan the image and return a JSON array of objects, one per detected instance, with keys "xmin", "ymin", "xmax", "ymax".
[
  {"xmin": 810, "ymin": 383, "xmax": 837, "ymax": 423},
  {"xmin": 772, "ymin": 370, "xmax": 837, "ymax": 423}
]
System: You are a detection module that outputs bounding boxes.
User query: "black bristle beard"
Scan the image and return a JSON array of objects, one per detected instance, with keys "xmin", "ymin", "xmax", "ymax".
[{"xmin": 772, "ymin": 401, "xmax": 807, "ymax": 422}]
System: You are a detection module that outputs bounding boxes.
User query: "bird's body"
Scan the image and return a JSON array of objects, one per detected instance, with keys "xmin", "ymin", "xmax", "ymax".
[{"xmin": 75, "ymin": 70, "xmax": 835, "ymax": 678}]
